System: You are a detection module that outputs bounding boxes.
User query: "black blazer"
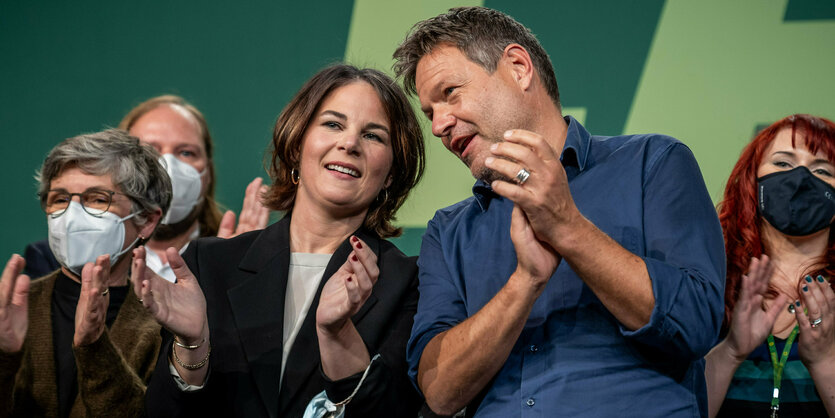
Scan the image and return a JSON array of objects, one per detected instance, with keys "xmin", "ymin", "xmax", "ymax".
[{"xmin": 145, "ymin": 217, "xmax": 422, "ymax": 417}]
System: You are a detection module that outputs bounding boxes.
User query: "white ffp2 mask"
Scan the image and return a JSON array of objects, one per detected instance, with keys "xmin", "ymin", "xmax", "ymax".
[
  {"xmin": 159, "ymin": 154, "xmax": 205, "ymax": 225},
  {"xmin": 47, "ymin": 201, "xmax": 139, "ymax": 275}
]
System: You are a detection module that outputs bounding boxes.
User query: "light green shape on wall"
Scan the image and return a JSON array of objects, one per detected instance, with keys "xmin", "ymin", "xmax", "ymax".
[
  {"xmin": 344, "ymin": 0, "xmax": 483, "ymax": 228},
  {"xmin": 625, "ymin": 0, "xmax": 835, "ymax": 203}
]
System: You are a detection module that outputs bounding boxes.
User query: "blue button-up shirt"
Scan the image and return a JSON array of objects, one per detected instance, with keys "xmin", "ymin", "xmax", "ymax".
[{"xmin": 408, "ymin": 117, "xmax": 725, "ymax": 417}]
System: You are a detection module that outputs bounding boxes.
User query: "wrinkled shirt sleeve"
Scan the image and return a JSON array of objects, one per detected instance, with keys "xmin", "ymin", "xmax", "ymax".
[
  {"xmin": 406, "ymin": 217, "xmax": 468, "ymax": 391},
  {"xmin": 619, "ymin": 142, "xmax": 725, "ymax": 361}
]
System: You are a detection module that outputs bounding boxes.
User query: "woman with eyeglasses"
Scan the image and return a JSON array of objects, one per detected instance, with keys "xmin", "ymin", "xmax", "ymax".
[
  {"xmin": 0, "ymin": 129, "xmax": 171, "ymax": 417},
  {"xmin": 706, "ymin": 114, "xmax": 835, "ymax": 417}
]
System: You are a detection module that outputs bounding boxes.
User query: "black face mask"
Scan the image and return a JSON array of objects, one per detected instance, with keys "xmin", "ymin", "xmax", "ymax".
[{"xmin": 758, "ymin": 166, "xmax": 835, "ymax": 236}]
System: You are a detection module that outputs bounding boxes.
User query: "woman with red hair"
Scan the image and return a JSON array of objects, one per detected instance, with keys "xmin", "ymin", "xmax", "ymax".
[{"xmin": 706, "ymin": 114, "xmax": 835, "ymax": 417}]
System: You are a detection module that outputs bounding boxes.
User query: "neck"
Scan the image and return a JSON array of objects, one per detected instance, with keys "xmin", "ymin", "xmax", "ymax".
[
  {"xmin": 146, "ymin": 221, "xmax": 199, "ymax": 264},
  {"xmin": 62, "ymin": 254, "xmax": 131, "ymax": 287},
  {"xmin": 289, "ymin": 196, "xmax": 366, "ymax": 254},
  {"xmin": 762, "ymin": 222, "xmax": 829, "ymax": 285},
  {"xmin": 529, "ymin": 95, "xmax": 568, "ymax": 157}
]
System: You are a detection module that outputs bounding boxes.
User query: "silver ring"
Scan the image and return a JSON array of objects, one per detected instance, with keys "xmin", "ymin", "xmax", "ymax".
[
  {"xmin": 811, "ymin": 317, "xmax": 823, "ymax": 328},
  {"xmin": 101, "ymin": 288, "xmax": 109, "ymax": 297},
  {"xmin": 515, "ymin": 168, "xmax": 531, "ymax": 185}
]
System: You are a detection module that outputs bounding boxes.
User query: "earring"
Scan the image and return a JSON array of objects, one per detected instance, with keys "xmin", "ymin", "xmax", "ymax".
[
  {"xmin": 290, "ymin": 168, "xmax": 299, "ymax": 185},
  {"xmin": 377, "ymin": 188, "xmax": 388, "ymax": 204}
]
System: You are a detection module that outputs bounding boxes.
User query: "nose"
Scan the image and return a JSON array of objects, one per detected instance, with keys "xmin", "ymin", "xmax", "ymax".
[
  {"xmin": 431, "ymin": 107, "xmax": 456, "ymax": 139},
  {"xmin": 338, "ymin": 131, "xmax": 361, "ymax": 155}
]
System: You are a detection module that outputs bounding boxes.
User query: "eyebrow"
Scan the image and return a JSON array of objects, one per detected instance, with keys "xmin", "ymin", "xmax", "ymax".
[
  {"xmin": 320, "ymin": 110, "xmax": 390, "ymax": 135},
  {"xmin": 773, "ymin": 151, "xmax": 833, "ymax": 165}
]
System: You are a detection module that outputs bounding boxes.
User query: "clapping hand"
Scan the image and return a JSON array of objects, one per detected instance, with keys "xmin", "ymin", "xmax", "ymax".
[
  {"xmin": 724, "ymin": 255, "xmax": 787, "ymax": 360},
  {"xmin": 217, "ymin": 177, "xmax": 270, "ymax": 239},
  {"xmin": 130, "ymin": 246, "xmax": 208, "ymax": 344},
  {"xmin": 73, "ymin": 255, "xmax": 112, "ymax": 346},
  {"xmin": 316, "ymin": 236, "xmax": 377, "ymax": 335},
  {"xmin": 793, "ymin": 274, "xmax": 835, "ymax": 369},
  {"xmin": 0, "ymin": 255, "xmax": 29, "ymax": 353}
]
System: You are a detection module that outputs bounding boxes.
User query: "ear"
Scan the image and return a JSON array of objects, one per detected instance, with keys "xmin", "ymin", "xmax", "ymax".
[
  {"xmin": 501, "ymin": 44, "xmax": 535, "ymax": 91},
  {"xmin": 138, "ymin": 208, "xmax": 163, "ymax": 239},
  {"xmin": 384, "ymin": 174, "xmax": 393, "ymax": 189}
]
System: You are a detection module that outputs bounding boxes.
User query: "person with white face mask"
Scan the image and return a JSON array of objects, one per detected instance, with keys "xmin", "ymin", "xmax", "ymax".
[
  {"xmin": 0, "ymin": 129, "xmax": 172, "ymax": 417},
  {"xmin": 21, "ymin": 95, "xmax": 270, "ymax": 282}
]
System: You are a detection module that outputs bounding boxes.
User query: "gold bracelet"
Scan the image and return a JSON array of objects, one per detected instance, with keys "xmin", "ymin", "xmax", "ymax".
[
  {"xmin": 174, "ymin": 336, "xmax": 205, "ymax": 350},
  {"xmin": 172, "ymin": 340, "xmax": 211, "ymax": 370}
]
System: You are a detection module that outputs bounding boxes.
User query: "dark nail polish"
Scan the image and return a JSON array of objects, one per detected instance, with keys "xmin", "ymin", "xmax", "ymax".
[
  {"xmin": 347, "ymin": 277, "xmax": 352, "ymax": 282},
  {"xmin": 351, "ymin": 236, "xmax": 358, "ymax": 243},
  {"xmin": 805, "ymin": 276, "xmax": 813, "ymax": 283},
  {"xmin": 803, "ymin": 285, "xmax": 809, "ymax": 292},
  {"xmin": 351, "ymin": 254, "xmax": 358, "ymax": 262},
  {"xmin": 796, "ymin": 301, "xmax": 801, "ymax": 307},
  {"xmin": 355, "ymin": 241, "xmax": 362, "ymax": 249},
  {"xmin": 818, "ymin": 276, "xmax": 825, "ymax": 283}
]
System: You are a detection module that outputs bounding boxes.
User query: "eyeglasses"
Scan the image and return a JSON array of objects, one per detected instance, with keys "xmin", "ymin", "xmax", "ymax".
[{"xmin": 42, "ymin": 189, "xmax": 124, "ymax": 218}]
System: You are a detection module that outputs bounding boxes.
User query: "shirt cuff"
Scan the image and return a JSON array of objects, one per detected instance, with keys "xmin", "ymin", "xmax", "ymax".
[{"xmin": 169, "ymin": 359, "xmax": 207, "ymax": 391}]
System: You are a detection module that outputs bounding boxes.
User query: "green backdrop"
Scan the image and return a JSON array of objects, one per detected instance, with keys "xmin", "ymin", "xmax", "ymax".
[{"xmin": 2, "ymin": 0, "xmax": 834, "ymax": 259}]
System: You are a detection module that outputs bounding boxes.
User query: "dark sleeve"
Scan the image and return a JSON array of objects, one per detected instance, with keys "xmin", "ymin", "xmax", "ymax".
[
  {"xmin": 0, "ymin": 349, "xmax": 24, "ymax": 418},
  {"xmin": 620, "ymin": 142, "xmax": 726, "ymax": 361},
  {"xmin": 144, "ymin": 241, "xmax": 217, "ymax": 418},
  {"xmin": 323, "ymin": 255, "xmax": 423, "ymax": 418},
  {"xmin": 73, "ymin": 330, "xmax": 146, "ymax": 417},
  {"xmin": 22, "ymin": 240, "xmax": 60, "ymax": 278}
]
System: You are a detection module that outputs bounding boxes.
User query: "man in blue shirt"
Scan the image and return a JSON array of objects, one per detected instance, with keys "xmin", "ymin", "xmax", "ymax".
[{"xmin": 393, "ymin": 7, "xmax": 725, "ymax": 417}]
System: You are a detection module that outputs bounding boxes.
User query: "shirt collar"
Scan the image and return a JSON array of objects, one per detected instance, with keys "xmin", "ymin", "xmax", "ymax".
[{"xmin": 472, "ymin": 115, "xmax": 591, "ymax": 212}]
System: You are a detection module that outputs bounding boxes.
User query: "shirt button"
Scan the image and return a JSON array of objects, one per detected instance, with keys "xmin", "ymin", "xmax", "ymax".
[
  {"xmin": 529, "ymin": 345, "xmax": 538, "ymax": 352},
  {"xmin": 526, "ymin": 398, "xmax": 535, "ymax": 407}
]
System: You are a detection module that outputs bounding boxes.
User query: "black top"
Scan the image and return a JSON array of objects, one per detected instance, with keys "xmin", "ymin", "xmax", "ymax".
[
  {"xmin": 144, "ymin": 216, "xmax": 423, "ymax": 417},
  {"xmin": 23, "ymin": 239, "xmax": 60, "ymax": 279},
  {"xmin": 51, "ymin": 272, "xmax": 128, "ymax": 417}
]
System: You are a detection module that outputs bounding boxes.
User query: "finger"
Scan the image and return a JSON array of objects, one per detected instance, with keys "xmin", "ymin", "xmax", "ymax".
[
  {"xmin": 90, "ymin": 255, "xmax": 109, "ymax": 291},
  {"xmin": 819, "ymin": 276, "xmax": 835, "ymax": 308},
  {"xmin": 794, "ymin": 299, "xmax": 812, "ymax": 334},
  {"xmin": 255, "ymin": 185, "xmax": 270, "ymax": 228},
  {"xmin": 485, "ymin": 156, "xmax": 530, "ymax": 188},
  {"xmin": 344, "ymin": 274, "xmax": 362, "ymax": 305},
  {"xmin": 347, "ymin": 251, "xmax": 374, "ymax": 294},
  {"xmin": 1, "ymin": 254, "xmax": 26, "ymax": 306},
  {"xmin": 800, "ymin": 276, "xmax": 823, "ymax": 322},
  {"xmin": 805, "ymin": 275, "xmax": 828, "ymax": 316},
  {"xmin": 502, "ymin": 129, "xmax": 559, "ymax": 162},
  {"xmin": 349, "ymin": 236, "xmax": 379, "ymax": 285},
  {"xmin": 814, "ymin": 275, "xmax": 833, "ymax": 312},
  {"xmin": 167, "ymin": 248, "xmax": 196, "ymax": 284},
  {"xmin": 140, "ymin": 279, "xmax": 156, "ymax": 312},
  {"xmin": 489, "ymin": 141, "xmax": 538, "ymax": 169},
  {"xmin": 217, "ymin": 210, "xmax": 236, "ymax": 238},
  {"xmin": 10, "ymin": 273, "xmax": 30, "ymax": 308},
  {"xmin": 131, "ymin": 247, "xmax": 148, "ymax": 296}
]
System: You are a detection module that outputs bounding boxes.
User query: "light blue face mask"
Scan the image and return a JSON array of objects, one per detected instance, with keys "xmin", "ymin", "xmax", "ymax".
[{"xmin": 302, "ymin": 354, "xmax": 380, "ymax": 418}]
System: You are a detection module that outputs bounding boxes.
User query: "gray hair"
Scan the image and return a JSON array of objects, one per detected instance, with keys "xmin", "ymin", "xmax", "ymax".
[
  {"xmin": 393, "ymin": 6, "xmax": 561, "ymax": 110},
  {"xmin": 37, "ymin": 129, "xmax": 172, "ymax": 225}
]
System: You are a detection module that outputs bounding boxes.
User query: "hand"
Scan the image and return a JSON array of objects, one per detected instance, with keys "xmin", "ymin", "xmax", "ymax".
[
  {"xmin": 794, "ymin": 274, "xmax": 835, "ymax": 369},
  {"xmin": 316, "ymin": 236, "xmax": 377, "ymax": 335},
  {"xmin": 0, "ymin": 254, "xmax": 29, "ymax": 353},
  {"xmin": 723, "ymin": 255, "xmax": 786, "ymax": 361},
  {"xmin": 73, "ymin": 255, "xmax": 111, "ymax": 347},
  {"xmin": 217, "ymin": 177, "xmax": 270, "ymax": 239},
  {"xmin": 509, "ymin": 205, "xmax": 561, "ymax": 294},
  {"xmin": 131, "ymin": 246, "xmax": 208, "ymax": 344},
  {"xmin": 485, "ymin": 130, "xmax": 582, "ymax": 250}
]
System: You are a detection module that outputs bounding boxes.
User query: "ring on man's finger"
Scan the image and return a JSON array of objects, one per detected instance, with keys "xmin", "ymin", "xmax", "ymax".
[
  {"xmin": 811, "ymin": 317, "xmax": 823, "ymax": 328},
  {"xmin": 101, "ymin": 288, "xmax": 109, "ymax": 297},
  {"xmin": 515, "ymin": 168, "xmax": 531, "ymax": 185}
]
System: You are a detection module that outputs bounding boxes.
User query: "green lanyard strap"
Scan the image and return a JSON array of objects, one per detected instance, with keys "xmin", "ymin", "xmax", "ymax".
[{"xmin": 766, "ymin": 325, "xmax": 799, "ymax": 415}]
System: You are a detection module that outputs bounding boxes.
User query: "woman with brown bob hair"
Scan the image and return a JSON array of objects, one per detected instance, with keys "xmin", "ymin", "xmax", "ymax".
[
  {"xmin": 706, "ymin": 114, "xmax": 835, "ymax": 417},
  {"xmin": 136, "ymin": 64, "xmax": 425, "ymax": 417}
]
